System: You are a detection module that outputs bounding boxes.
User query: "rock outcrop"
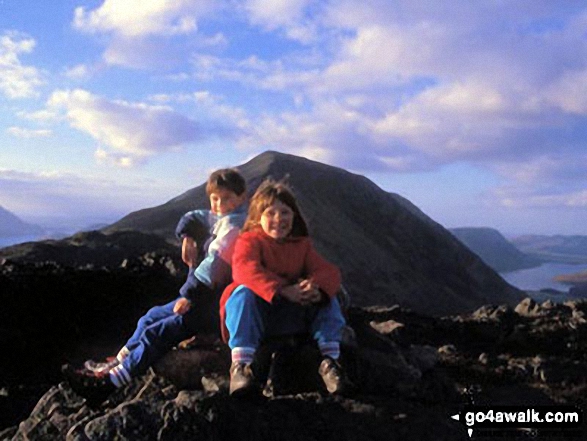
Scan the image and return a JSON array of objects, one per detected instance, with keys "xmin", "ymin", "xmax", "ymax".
[{"xmin": 3, "ymin": 298, "xmax": 587, "ymax": 440}]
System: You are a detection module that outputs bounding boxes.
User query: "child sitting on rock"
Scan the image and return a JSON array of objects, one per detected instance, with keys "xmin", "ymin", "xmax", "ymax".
[
  {"xmin": 64, "ymin": 168, "xmax": 248, "ymax": 403},
  {"xmin": 220, "ymin": 179, "xmax": 348, "ymax": 396}
]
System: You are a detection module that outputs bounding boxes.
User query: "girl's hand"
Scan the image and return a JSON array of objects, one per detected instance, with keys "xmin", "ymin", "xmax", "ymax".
[
  {"xmin": 174, "ymin": 297, "xmax": 192, "ymax": 315},
  {"xmin": 298, "ymin": 279, "xmax": 322, "ymax": 304},
  {"xmin": 279, "ymin": 284, "xmax": 305, "ymax": 304},
  {"xmin": 181, "ymin": 237, "xmax": 198, "ymax": 267}
]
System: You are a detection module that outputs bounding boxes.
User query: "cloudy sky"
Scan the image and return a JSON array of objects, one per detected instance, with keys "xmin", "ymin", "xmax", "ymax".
[{"xmin": 1, "ymin": 0, "xmax": 586, "ymax": 235}]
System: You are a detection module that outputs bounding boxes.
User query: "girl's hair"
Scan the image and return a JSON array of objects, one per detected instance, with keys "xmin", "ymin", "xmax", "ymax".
[{"xmin": 242, "ymin": 178, "xmax": 308, "ymax": 237}]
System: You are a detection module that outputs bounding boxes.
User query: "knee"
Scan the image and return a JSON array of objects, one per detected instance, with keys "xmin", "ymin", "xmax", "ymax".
[
  {"xmin": 226, "ymin": 286, "xmax": 258, "ymax": 312},
  {"xmin": 137, "ymin": 310, "xmax": 155, "ymax": 328}
]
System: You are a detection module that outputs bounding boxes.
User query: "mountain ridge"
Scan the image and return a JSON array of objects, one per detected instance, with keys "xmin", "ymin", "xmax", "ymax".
[
  {"xmin": 450, "ymin": 227, "xmax": 541, "ymax": 272},
  {"xmin": 105, "ymin": 151, "xmax": 523, "ymax": 315},
  {"xmin": 511, "ymin": 234, "xmax": 587, "ymax": 264},
  {"xmin": 0, "ymin": 206, "xmax": 44, "ymax": 238}
]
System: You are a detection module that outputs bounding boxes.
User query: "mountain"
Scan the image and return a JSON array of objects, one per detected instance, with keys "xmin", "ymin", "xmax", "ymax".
[
  {"xmin": 450, "ymin": 227, "xmax": 541, "ymax": 273},
  {"xmin": 104, "ymin": 151, "xmax": 522, "ymax": 315},
  {"xmin": 0, "ymin": 206, "xmax": 43, "ymax": 238},
  {"xmin": 511, "ymin": 235, "xmax": 587, "ymax": 264}
]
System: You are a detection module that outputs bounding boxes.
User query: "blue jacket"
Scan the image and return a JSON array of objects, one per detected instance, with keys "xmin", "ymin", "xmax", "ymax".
[{"xmin": 175, "ymin": 204, "xmax": 247, "ymax": 292}]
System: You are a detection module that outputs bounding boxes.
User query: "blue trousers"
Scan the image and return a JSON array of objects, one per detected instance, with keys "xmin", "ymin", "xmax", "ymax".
[
  {"xmin": 225, "ymin": 285, "xmax": 346, "ymax": 350},
  {"xmin": 121, "ymin": 284, "xmax": 219, "ymax": 376}
]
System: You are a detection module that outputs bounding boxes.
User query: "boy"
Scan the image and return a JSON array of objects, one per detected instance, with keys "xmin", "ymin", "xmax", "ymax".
[{"xmin": 63, "ymin": 168, "xmax": 247, "ymax": 403}]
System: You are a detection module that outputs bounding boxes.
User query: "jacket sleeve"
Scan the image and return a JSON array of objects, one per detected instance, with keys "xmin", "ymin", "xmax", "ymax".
[
  {"xmin": 175, "ymin": 210, "xmax": 209, "ymax": 244},
  {"xmin": 194, "ymin": 219, "xmax": 240, "ymax": 289},
  {"xmin": 232, "ymin": 233, "xmax": 287, "ymax": 303},
  {"xmin": 304, "ymin": 241, "xmax": 341, "ymax": 299}
]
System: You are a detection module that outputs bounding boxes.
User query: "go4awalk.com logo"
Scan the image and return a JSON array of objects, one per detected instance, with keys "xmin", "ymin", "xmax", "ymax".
[{"xmin": 451, "ymin": 405, "xmax": 584, "ymax": 438}]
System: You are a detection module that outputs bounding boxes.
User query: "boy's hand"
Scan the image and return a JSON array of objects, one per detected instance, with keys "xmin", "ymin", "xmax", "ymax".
[
  {"xmin": 181, "ymin": 237, "xmax": 198, "ymax": 267},
  {"xmin": 174, "ymin": 297, "xmax": 192, "ymax": 315}
]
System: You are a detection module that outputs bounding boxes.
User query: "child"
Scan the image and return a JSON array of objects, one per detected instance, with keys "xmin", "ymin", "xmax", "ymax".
[
  {"xmin": 220, "ymin": 179, "xmax": 348, "ymax": 396},
  {"xmin": 64, "ymin": 168, "xmax": 248, "ymax": 403}
]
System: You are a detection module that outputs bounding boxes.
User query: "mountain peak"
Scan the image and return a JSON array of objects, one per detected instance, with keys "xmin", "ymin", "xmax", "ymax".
[
  {"xmin": 103, "ymin": 151, "xmax": 522, "ymax": 316},
  {"xmin": 0, "ymin": 205, "xmax": 43, "ymax": 238}
]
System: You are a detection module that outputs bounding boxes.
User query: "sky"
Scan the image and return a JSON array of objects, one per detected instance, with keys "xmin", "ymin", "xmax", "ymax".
[{"xmin": 1, "ymin": 0, "xmax": 587, "ymax": 236}]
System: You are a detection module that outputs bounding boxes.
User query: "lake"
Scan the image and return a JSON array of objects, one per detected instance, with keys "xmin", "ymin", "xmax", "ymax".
[
  {"xmin": 0, "ymin": 235, "xmax": 41, "ymax": 249},
  {"xmin": 500, "ymin": 262, "xmax": 587, "ymax": 302}
]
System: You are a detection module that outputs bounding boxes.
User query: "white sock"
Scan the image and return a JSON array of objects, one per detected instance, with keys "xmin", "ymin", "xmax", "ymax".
[
  {"xmin": 109, "ymin": 364, "xmax": 132, "ymax": 388},
  {"xmin": 116, "ymin": 346, "xmax": 130, "ymax": 363},
  {"xmin": 319, "ymin": 342, "xmax": 340, "ymax": 360},
  {"xmin": 231, "ymin": 347, "xmax": 256, "ymax": 365}
]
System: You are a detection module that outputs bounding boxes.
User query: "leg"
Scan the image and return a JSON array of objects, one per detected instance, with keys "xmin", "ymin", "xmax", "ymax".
[
  {"xmin": 110, "ymin": 313, "xmax": 192, "ymax": 387},
  {"xmin": 124, "ymin": 298, "xmax": 178, "ymax": 350},
  {"xmin": 225, "ymin": 285, "xmax": 269, "ymax": 395},
  {"xmin": 85, "ymin": 297, "xmax": 179, "ymax": 374},
  {"xmin": 309, "ymin": 297, "xmax": 349, "ymax": 394},
  {"xmin": 310, "ymin": 296, "xmax": 346, "ymax": 359}
]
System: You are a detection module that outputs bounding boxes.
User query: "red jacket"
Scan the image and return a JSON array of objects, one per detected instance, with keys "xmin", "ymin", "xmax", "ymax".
[{"xmin": 219, "ymin": 228, "xmax": 341, "ymax": 342}]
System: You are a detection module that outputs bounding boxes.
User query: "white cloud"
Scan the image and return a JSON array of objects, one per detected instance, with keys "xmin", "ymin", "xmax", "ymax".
[
  {"xmin": 0, "ymin": 31, "xmax": 43, "ymax": 98},
  {"xmin": 73, "ymin": 0, "xmax": 221, "ymax": 68},
  {"xmin": 543, "ymin": 68, "xmax": 587, "ymax": 114},
  {"xmin": 0, "ymin": 168, "xmax": 179, "ymax": 221},
  {"xmin": 64, "ymin": 64, "xmax": 92, "ymax": 80},
  {"xmin": 244, "ymin": 0, "xmax": 318, "ymax": 42},
  {"xmin": 17, "ymin": 109, "xmax": 59, "ymax": 122},
  {"xmin": 494, "ymin": 155, "xmax": 587, "ymax": 184},
  {"xmin": 495, "ymin": 187, "xmax": 587, "ymax": 209},
  {"xmin": 73, "ymin": 0, "xmax": 213, "ymax": 37},
  {"xmin": 47, "ymin": 89, "xmax": 202, "ymax": 166},
  {"xmin": 6, "ymin": 126, "xmax": 52, "ymax": 138}
]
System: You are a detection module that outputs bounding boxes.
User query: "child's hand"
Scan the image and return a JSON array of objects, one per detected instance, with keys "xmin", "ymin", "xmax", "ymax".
[
  {"xmin": 298, "ymin": 279, "xmax": 322, "ymax": 304},
  {"xmin": 279, "ymin": 284, "xmax": 305, "ymax": 304},
  {"xmin": 174, "ymin": 297, "xmax": 192, "ymax": 315},
  {"xmin": 181, "ymin": 237, "xmax": 198, "ymax": 267}
]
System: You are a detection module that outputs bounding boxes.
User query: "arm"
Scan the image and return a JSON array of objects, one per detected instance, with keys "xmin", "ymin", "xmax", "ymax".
[
  {"xmin": 194, "ymin": 217, "xmax": 242, "ymax": 288},
  {"xmin": 175, "ymin": 210, "xmax": 209, "ymax": 243},
  {"xmin": 181, "ymin": 236, "xmax": 198, "ymax": 268},
  {"xmin": 302, "ymin": 241, "xmax": 342, "ymax": 300},
  {"xmin": 232, "ymin": 233, "xmax": 288, "ymax": 303}
]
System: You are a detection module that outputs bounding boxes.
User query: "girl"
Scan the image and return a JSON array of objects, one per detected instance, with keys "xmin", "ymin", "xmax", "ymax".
[{"xmin": 220, "ymin": 179, "xmax": 347, "ymax": 395}]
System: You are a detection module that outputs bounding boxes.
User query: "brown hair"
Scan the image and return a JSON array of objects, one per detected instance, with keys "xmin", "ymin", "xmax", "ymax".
[
  {"xmin": 242, "ymin": 178, "xmax": 308, "ymax": 237},
  {"xmin": 206, "ymin": 168, "xmax": 246, "ymax": 196}
]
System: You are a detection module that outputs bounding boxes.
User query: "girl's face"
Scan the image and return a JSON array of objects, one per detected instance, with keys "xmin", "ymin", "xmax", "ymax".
[{"xmin": 260, "ymin": 200, "xmax": 294, "ymax": 239}]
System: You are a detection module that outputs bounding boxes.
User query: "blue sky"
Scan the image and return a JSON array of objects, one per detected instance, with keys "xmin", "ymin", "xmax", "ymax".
[{"xmin": 1, "ymin": 0, "xmax": 587, "ymax": 235}]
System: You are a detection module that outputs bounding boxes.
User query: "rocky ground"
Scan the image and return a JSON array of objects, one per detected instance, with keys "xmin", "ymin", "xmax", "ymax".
[{"xmin": 1, "ymin": 290, "xmax": 587, "ymax": 440}]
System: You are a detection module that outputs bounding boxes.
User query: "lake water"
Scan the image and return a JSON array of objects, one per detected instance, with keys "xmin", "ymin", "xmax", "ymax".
[
  {"xmin": 500, "ymin": 263, "xmax": 587, "ymax": 301},
  {"xmin": 0, "ymin": 235, "xmax": 41, "ymax": 249}
]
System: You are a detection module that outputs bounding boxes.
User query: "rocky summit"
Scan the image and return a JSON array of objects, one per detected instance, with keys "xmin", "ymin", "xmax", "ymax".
[{"xmin": 2, "ymin": 297, "xmax": 587, "ymax": 440}]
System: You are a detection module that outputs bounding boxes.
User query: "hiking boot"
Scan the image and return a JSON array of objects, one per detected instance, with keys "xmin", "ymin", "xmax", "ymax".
[
  {"xmin": 318, "ymin": 357, "xmax": 347, "ymax": 394},
  {"xmin": 229, "ymin": 361, "xmax": 256, "ymax": 396},
  {"xmin": 84, "ymin": 357, "xmax": 119, "ymax": 375},
  {"xmin": 61, "ymin": 364, "xmax": 116, "ymax": 406}
]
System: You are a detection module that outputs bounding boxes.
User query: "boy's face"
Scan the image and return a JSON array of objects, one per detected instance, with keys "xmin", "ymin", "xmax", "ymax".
[{"xmin": 209, "ymin": 188, "xmax": 245, "ymax": 215}]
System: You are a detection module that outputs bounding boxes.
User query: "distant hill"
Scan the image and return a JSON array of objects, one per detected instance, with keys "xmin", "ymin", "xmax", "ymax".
[
  {"xmin": 450, "ymin": 227, "xmax": 541, "ymax": 273},
  {"xmin": 103, "ymin": 151, "xmax": 523, "ymax": 315},
  {"xmin": 511, "ymin": 235, "xmax": 587, "ymax": 264},
  {"xmin": 0, "ymin": 206, "xmax": 43, "ymax": 238}
]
